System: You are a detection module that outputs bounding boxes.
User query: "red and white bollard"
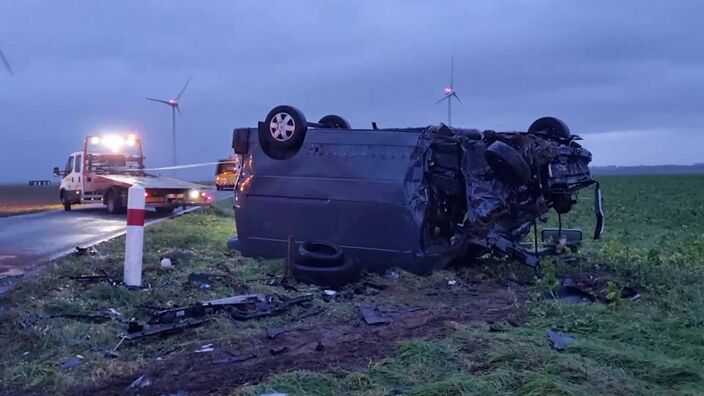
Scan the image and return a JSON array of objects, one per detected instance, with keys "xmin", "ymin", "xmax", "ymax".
[{"xmin": 124, "ymin": 184, "xmax": 145, "ymax": 286}]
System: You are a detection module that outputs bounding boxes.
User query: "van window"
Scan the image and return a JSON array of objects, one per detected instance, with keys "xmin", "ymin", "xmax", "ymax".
[
  {"xmin": 75, "ymin": 155, "xmax": 81, "ymax": 173},
  {"xmin": 65, "ymin": 156, "xmax": 74, "ymax": 175}
]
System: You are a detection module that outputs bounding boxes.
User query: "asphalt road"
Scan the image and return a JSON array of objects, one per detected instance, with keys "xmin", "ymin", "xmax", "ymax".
[{"xmin": 0, "ymin": 191, "xmax": 231, "ymax": 282}]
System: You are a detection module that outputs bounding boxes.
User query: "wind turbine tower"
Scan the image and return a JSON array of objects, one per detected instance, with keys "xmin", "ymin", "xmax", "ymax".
[
  {"xmin": 435, "ymin": 56, "xmax": 461, "ymax": 126},
  {"xmin": 146, "ymin": 79, "xmax": 191, "ymax": 165}
]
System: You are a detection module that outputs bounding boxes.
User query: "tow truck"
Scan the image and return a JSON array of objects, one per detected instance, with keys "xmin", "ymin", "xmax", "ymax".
[{"xmin": 53, "ymin": 133, "xmax": 213, "ymax": 214}]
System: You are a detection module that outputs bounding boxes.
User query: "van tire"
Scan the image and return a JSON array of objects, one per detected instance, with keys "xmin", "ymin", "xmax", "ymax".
[
  {"xmin": 485, "ymin": 141, "xmax": 531, "ymax": 187},
  {"xmin": 318, "ymin": 114, "xmax": 351, "ymax": 129},
  {"xmin": 259, "ymin": 105, "xmax": 308, "ymax": 160},
  {"xmin": 528, "ymin": 117, "xmax": 571, "ymax": 140},
  {"xmin": 63, "ymin": 197, "xmax": 71, "ymax": 211},
  {"xmin": 297, "ymin": 241, "xmax": 344, "ymax": 267},
  {"xmin": 293, "ymin": 241, "xmax": 360, "ymax": 288},
  {"xmin": 293, "ymin": 259, "xmax": 360, "ymax": 288}
]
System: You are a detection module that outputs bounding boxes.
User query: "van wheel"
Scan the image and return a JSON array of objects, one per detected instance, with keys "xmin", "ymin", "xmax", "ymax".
[
  {"xmin": 528, "ymin": 117, "xmax": 571, "ymax": 140},
  {"xmin": 259, "ymin": 105, "xmax": 308, "ymax": 160},
  {"xmin": 485, "ymin": 141, "xmax": 531, "ymax": 187},
  {"xmin": 318, "ymin": 114, "xmax": 351, "ymax": 129},
  {"xmin": 63, "ymin": 197, "xmax": 72, "ymax": 211}
]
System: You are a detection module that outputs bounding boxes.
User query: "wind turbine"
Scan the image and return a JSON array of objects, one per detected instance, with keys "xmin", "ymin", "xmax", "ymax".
[
  {"xmin": 435, "ymin": 56, "xmax": 460, "ymax": 126},
  {"xmin": 0, "ymin": 49, "xmax": 13, "ymax": 75},
  {"xmin": 146, "ymin": 79, "xmax": 191, "ymax": 165}
]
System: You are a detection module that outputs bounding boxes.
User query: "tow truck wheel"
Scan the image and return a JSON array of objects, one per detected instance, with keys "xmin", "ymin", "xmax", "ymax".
[
  {"xmin": 155, "ymin": 207, "xmax": 175, "ymax": 215},
  {"xmin": 105, "ymin": 189, "xmax": 125, "ymax": 215},
  {"xmin": 260, "ymin": 105, "xmax": 308, "ymax": 160},
  {"xmin": 318, "ymin": 114, "xmax": 351, "ymax": 129}
]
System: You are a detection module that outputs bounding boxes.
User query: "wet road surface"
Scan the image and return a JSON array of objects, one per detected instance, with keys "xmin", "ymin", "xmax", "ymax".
[{"xmin": 0, "ymin": 192, "xmax": 231, "ymax": 282}]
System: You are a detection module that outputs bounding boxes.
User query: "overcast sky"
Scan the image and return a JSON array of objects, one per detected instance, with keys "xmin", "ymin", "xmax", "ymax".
[{"xmin": 1, "ymin": 1, "xmax": 703, "ymax": 183}]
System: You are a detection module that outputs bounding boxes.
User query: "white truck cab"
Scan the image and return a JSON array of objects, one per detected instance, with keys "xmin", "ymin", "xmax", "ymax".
[{"xmin": 54, "ymin": 134, "xmax": 212, "ymax": 214}]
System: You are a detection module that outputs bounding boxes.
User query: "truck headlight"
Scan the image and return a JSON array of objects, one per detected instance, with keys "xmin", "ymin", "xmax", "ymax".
[{"xmin": 188, "ymin": 189, "xmax": 200, "ymax": 200}]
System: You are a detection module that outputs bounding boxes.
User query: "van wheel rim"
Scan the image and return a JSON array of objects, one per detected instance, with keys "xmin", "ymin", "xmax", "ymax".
[{"xmin": 269, "ymin": 112, "xmax": 296, "ymax": 142}]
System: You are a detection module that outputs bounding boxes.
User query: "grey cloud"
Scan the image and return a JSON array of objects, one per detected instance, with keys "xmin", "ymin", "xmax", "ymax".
[{"xmin": 0, "ymin": 1, "xmax": 703, "ymax": 182}]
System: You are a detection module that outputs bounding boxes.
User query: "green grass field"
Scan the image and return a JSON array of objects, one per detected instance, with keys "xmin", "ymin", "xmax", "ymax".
[{"xmin": 1, "ymin": 175, "xmax": 703, "ymax": 395}]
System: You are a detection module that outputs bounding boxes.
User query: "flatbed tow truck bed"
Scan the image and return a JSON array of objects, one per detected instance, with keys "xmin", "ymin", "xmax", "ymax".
[{"xmin": 96, "ymin": 174, "xmax": 207, "ymax": 190}]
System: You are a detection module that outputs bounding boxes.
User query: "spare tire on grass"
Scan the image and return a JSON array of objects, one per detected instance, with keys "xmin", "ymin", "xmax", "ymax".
[{"xmin": 293, "ymin": 241, "xmax": 360, "ymax": 288}]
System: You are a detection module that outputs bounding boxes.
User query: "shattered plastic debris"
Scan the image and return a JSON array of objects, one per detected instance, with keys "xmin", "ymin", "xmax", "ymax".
[
  {"xmin": 293, "ymin": 306, "xmax": 324, "ymax": 322},
  {"xmin": 124, "ymin": 374, "xmax": 152, "ymax": 395},
  {"xmin": 359, "ymin": 307, "xmax": 393, "ymax": 325},
  {"xmin": 60, "ymin": 356, "xmax": 82, "ymax": 370},
  {"xmin": 266, "ymin": 327, "xmax": 289, "ymax": 339},
  {"xmin": 194, "ymin": 344, "xmax": 214, "ymax": 353},
  {"xmin": 384, "ymin": 269, "xmax": 400, "ymax": 280},
  {"xmin": 447, "ymin": 279, "xmax": 458, "ymax": 286},
  {"xmin": 546, "ymin": 328, "xmax": 575, "ymax": 351},
  {"xmin": 212, "ymin": 353, "xmax": 257, "ymax": 365},
  {"xmin": 122, "ymin": 318, "xmax": 211, "ymax": 341},
  {"xmin": 270, "ymin": 346, "xmax": 289, "ymax": 355},
  {"xmin": 67, "ymin": 269, "xmax": 116, "ymax": 286}
]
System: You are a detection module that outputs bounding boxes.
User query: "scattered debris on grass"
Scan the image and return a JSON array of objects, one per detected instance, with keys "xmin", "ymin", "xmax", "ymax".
[
  {"xmin": 124, "ymin": 374, "xmax": 151, "ymax": 396},
  {"xmin": 194, "ymin": 344, "xmax": 214, "ymax": 353},
  {"xmin": 542, "ymin": 274, "xmax": 646, "ymax": 307},
  {"xmin": 212, "ymin": 353, "xmax": 257, "ymax": 365},
  {"xmin": 266, "ymin": 327, "xmax": 289, "ymax": 339},
  {"xmin": 59, "ymin": 355, "xmax": 82, "ymax": 371},
  {"xmin": 546, "ymin": 328, "xmax": 576, "ymax": 351},
  {"xmin": 270, "ymin": 346, "xmax": 289, "ymax": 355},
  {"xmin": 122, "ymin": 318, "xmax": 211, "ymax": 341},
  {"xmin": 67, "ymin": 269, "xmax": 116, "ymax": 285}
]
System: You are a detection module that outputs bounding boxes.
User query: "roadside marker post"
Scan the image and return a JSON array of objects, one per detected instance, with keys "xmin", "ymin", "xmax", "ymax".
[{"xmin": 124, "ymin": 184, "xmax": 145, "ymax": 286}]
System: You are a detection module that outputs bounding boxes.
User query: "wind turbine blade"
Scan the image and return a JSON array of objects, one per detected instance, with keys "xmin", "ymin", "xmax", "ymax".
[
  {"xmin": 0, "ymin": 49, "xmax": 14, "ymax": 75},
  {"xmin": 435, "ymin": 96, "xmax": 449, "ymax": 105},
  {"xmin": 450, "ymin": 55, "xmax": 454, "ymax": 89},
  {"xmin": 176, "ymin": 104, "xmax": 181, "ymax": 115},
  {"xmin": 452, "ymin": 92, "xmax": 461, "ymax": 103},
  {"xmin": 146, "ymin": 97, "xmax": 173, "ymax": 105},
  {"xmin": 176, "ymin": 78, "xmax": 191, "ymax": 101}
]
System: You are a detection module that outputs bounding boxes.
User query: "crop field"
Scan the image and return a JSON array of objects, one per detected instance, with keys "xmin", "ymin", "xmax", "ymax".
[
  {"xmin": 0, "ymin": 184, "xmax": 61, "ymax": 217},
  {"xmin": 0, "ymin": 174, "xmax": 703, "ymax": 395}
]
